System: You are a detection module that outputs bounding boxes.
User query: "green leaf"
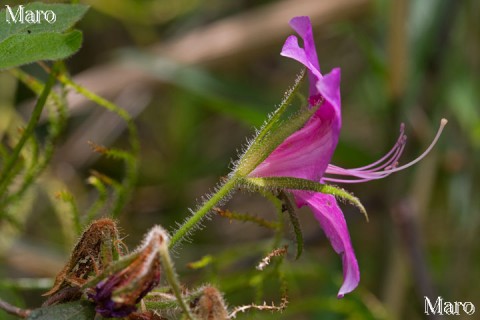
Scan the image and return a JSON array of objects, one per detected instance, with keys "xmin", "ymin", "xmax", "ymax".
[
  {"xmin": 246, "ymin": 177, "xmax": 369, "ymax": 221},
  {"xmin": 0, "ymin": 30, "xmax": 82, "ymax": 70},
  {"xmin": 27, "ymin": 301, "xmax": 96, "ymax": 320},
  {"xmin": 0, "ymin": 3, "xmax": 88, "ymax": 69}
]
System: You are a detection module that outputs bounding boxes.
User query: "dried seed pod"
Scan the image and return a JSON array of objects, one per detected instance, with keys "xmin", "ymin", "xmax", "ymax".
[{"xmin": 43, "ymin": 218, "xmax": 124, "ymax": 305}]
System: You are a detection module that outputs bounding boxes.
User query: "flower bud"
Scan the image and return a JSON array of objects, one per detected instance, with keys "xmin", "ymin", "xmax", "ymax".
[
  {"xmin": 192, "ymin": 286, "xmax": 229, "ymax": 320},
  {"xmin": 89, "ymin": 226, "xmax": 168, "ymax": 318}
]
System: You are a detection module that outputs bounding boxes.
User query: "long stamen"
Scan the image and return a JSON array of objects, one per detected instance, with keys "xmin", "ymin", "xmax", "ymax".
[
  {"xmin": 323, "ymin": 119, "xmax": 447, "ymax": 183},
  {"xmin": 325, "ymin": 126, "xmax": 405, "ymax": 179},
  {"xmin": 368, "ymin": 118, "xmax": 447, "ymax": 175},
  {"xmin": 326, "ymin": 124, "xmax": 406, "ymax": 177},
  {"xmin": 348, "ymin": 123, "xmax": 406, "ymax": 171},
  {"xmin": 346, "ymin": 135, "xmax": 407, "ymax": 174}
]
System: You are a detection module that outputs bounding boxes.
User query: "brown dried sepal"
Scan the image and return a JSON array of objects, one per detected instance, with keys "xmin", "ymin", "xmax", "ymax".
[{"xmin": 43, "ymin": 218, "xmax": 124, "ymax": 305}]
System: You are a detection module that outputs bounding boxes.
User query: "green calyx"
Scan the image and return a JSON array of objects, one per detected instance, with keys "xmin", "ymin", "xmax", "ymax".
[
  {"xmin": 235, "ymin": 70, "xmax": 314, "ymax": 176},
  {"xmin": 245, "ymin": 176, "xmax": 369, "ymax": 222}
]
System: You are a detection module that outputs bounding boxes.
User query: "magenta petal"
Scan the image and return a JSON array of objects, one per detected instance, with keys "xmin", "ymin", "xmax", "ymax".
[
  {"xmin": 289, "ymin": 16, "xmax": 320, "ymax": 72},
  {"xmin": 316, "ymin": 68, "xmax": 341, "ymax": 124},
  {"xmin": 281, "ymin": 35, "xmax": 323, "ymax": 83},
  {"xmin": 250, "ymin": 58, "xmax": 341, "ymax": 181},
  {"xmin": 249, "ymin": 108, "xmax": 338, "ymax": 181},
  {"xmin": 281, "ymin": 16, "xmax": 343, "ymax": 111},
  {"xmin": 281, "ymin": 17, "xmax": 323, "ymax": 97},
  {"xmin": 295, "ymin": 192, "xmax": 360, "ymax": 298}
]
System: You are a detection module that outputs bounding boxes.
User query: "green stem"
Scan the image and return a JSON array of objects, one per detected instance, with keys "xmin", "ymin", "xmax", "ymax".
[
  {"xmin": 258, "ymin": 190, "xmax": 285, "ymax": 248},
  {"xmin": 85, "ymin": 176, "xmax": 107, "ymax": 224},
  {"xmin": 82, "ymin": 253, "xmax": 139, "ymax": 289},
  {"xmin": 58, "ymin": 190, "xmax": 82, "ymax": 236},
  {"xmin": 159, "ymin": 243, "xmax": 196, "ymax": 320},
  {"xmin": 0, "ymin": 62, "xmax": 60, "ymax": 192},
  {"xmin": 169, "ymin": 177, "xmax": 239, "ymax": 248},
  {"xmin": 3, "ymin": 68, "xmax": 67, "ymax": 209},
  {"xmin": 279, "ymin": 191, "xmax": 303, "ymax": 260}
]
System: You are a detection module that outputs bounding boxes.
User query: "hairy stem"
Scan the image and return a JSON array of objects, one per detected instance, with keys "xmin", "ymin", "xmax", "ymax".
[
  {"xmin": 158, "ymin": 243, "xmax": 196, "ymax": 320},
  {"xmin": 169, "ymin": 177, "xmax": 239, "ymax": 248}
]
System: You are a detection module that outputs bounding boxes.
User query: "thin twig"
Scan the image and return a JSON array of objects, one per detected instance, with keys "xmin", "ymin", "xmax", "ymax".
[
  {"xmin": 0, "ymin": 298, "xmax": 31, "ymax": 318},
  {"xmin": 229, "ymin": 298, "xmax": 288, "ymax": 319},
  {"xmin": 256, "ymin": 245, "xmax": 288, "ymax": 271},
  {"xmin": 214, "ymin": 207, "xmax": 279, "ymax": 230}
]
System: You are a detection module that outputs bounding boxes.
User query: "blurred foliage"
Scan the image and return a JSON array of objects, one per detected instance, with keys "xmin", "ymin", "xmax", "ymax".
[{"xmin": 1, "ymin": 0, "xmax": 479, "ymax": 319}]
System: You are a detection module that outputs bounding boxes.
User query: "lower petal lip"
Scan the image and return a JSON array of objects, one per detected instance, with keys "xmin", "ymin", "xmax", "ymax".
[{"xmin": 293, "ymin": 191, "xmax": 360, "ymax": 297}]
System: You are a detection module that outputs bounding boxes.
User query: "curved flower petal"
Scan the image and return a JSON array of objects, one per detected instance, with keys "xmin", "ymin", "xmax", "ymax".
[
  {"xmin": 281, "ymin": 35, "xmax": 322, "ymax": 85},
  {"xmin": 289, "ymin": 16, "xmax": 320, "ymax": 72},
  {"xmin": 295, "ymin": 192, "xmax": 359, "ymax": 298},
  {"xmin": 281, "ymin": 22, "xmax": 322, "ymax": 97},
  {"xmin": 316, "ymin": 67, "xmax": 342, "ymax": 125},
  {"xmin": 280, "ymin": 16, "xmax": 342, "ymax": 133},
  {"xmin": 249, "ymin": 105, "xmax": 338, "ymax": 181}
]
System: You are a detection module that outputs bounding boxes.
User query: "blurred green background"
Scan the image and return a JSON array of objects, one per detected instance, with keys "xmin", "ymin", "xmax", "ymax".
[{"xmin": 1, "ymin": 0, "xmax": 479, "ymax": 319}]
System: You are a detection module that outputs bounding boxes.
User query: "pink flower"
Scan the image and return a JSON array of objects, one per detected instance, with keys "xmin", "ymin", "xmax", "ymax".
[{"xmin": 249, "ymin": 16, "xmax": 446, "ymax": 298}]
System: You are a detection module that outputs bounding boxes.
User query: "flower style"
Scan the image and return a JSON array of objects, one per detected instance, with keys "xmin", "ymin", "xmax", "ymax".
[
  {"xmin": 89, "ymin": 226, "xmax": 167, "ymax": 318},
  {"xmin": 249, "ymin": 16, "xmax": 447, "ymax": 298}
]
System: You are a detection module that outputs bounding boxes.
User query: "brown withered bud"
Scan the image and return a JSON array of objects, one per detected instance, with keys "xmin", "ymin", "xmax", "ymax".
[
  {"xmin": 89, "ymin": 226, "xmax": 167, "ymax": 318},
  {"xmin": 43, "ymin": 218, "xmax": 124, "ymax": 306},
  {"xmin": 192, "ymin": 286, "xmax": 229, "ymax": 320}
]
